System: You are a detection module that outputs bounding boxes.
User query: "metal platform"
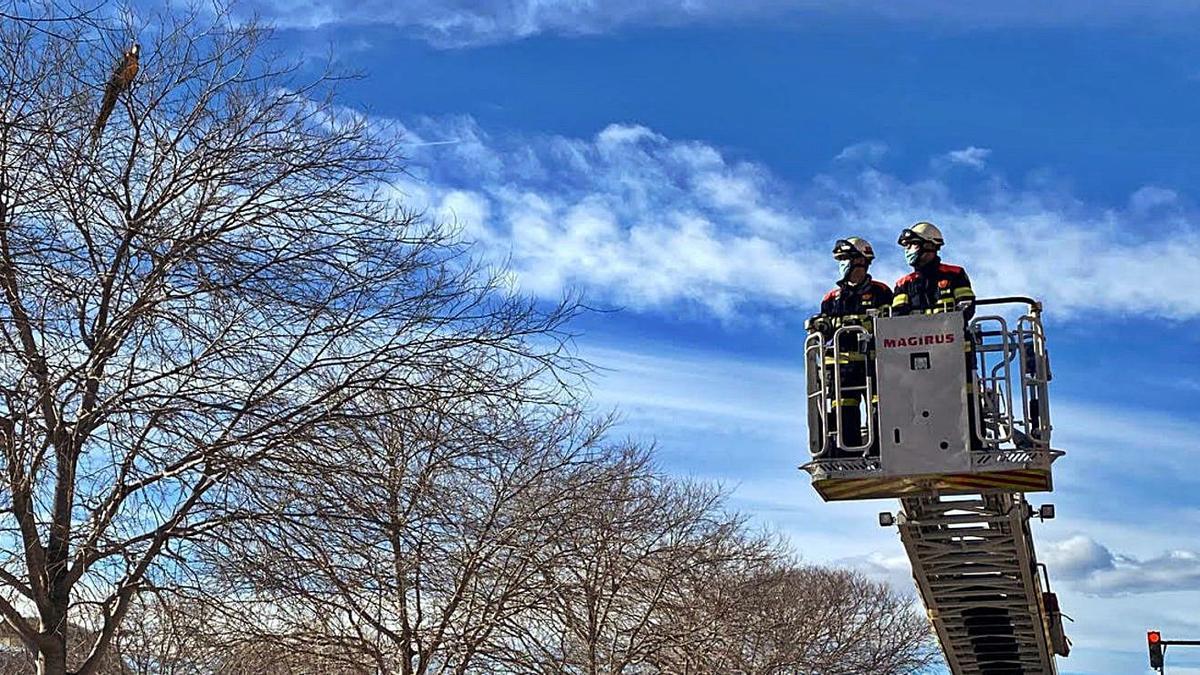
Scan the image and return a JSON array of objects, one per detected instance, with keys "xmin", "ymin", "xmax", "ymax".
[
  {"xmin": 802, "ymin": 449, "xmax": 1063, "ymax": 502},
  {"xmin": 897, "ymin": 493, "xmax": 1062, "ymax": 674}
]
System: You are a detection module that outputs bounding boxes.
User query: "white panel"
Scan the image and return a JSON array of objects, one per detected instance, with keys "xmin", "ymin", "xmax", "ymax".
[{"xmin": 875, "ymin": 313, "xmax": 971, "ymax": 475}]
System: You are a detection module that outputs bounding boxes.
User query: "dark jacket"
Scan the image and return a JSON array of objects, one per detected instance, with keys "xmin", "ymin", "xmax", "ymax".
[
  {"xmin": 817, "ymin": 278, "xmax": 894, "ymax": 357},
  {"xmin": 892, "ymin": 258, "xmax": 975, "ymax": 318},
  {"xmin": 821, "ymin": 277, "xmax": 895, "ymax": 322}
]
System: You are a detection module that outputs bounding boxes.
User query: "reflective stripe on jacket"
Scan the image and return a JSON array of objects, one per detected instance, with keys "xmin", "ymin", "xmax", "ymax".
[
  {"xmin": 820, "ymin": 278, "xmax": 894, "ymax": 327},
  {"xmin": 892, "ymin": 259, "xmax": 975, "ymax": 318}
]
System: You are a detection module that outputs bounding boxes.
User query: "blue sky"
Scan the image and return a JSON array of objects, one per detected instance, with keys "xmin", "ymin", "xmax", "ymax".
[{"xmin": 228, "ymin": 2, "xmax": 1200, "ymax": 672}]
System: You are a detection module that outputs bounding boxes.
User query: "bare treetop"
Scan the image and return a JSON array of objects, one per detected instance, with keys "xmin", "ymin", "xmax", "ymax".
[{"xmin": 0, "ymin": 3, "xmax": 582, "ymax": 673}]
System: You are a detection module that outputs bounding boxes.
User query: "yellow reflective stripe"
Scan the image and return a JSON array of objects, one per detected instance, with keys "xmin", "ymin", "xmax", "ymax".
[
  {"xmin": 830, "ymin": 398, "xmax": 859, "ymax": 407},
  {"xmin": 954, "ymin": 287, "xmax": 976, "ymax": 299},
  {"xmin": 892, "ymin": 293, "xmax": 909, "ymax": 306},
  {"xmin": 823, "ymin": 354, "xmax": 867, "ymax": 364}
]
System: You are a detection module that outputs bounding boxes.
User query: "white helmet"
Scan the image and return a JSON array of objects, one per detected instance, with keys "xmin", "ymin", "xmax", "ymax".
[
  {"xmin": 897, "ymin": 221, "xmax": 944, "ymax": 248},
  {"xmin": 832, "ymin": 236, "xmax": 875, "ymax": 261}
]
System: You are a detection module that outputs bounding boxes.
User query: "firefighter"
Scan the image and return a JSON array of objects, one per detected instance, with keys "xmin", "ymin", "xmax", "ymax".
[
  {"xmin": 893, "ymin": 221, "xmax": 984, "ymax": 449},
  {"xmin": 892, "ymin": 221, "xmax": 975, "ymax": 318},
  {"xmin": 812, "ymin": 237, "xmax": 892, "ymax": 455}
]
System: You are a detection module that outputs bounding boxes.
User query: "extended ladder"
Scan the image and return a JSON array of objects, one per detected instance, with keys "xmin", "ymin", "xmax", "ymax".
[{"xmin": 896, "ymin": 492, "xmax": 1065, "ymax": 674}]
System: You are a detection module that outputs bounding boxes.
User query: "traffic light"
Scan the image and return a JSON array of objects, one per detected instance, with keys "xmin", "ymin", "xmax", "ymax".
[{"xmin": 1148, "ymin": 630, "xmax": 1164, "ymax": 669}]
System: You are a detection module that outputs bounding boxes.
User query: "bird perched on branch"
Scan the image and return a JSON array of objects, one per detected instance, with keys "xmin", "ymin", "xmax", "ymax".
[{"xmin": 90, "ymin": 43, "xmax": 139, "ymax": 142}]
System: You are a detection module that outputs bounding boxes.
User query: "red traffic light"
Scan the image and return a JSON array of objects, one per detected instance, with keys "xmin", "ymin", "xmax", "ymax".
[{"xmin": 1149, "ymin": 631, "xmax": 1165, "ymax": 669}]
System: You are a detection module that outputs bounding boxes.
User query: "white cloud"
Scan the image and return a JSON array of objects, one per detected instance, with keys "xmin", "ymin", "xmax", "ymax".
[
  {"xmin": 396, "ymin": 116, "xmax": 820, "ymax": 319},
  {"xmin": 595, "ymin": 123, "xmax": 665, "ymax": 147},
  {"xmin": 1130, "ymin": 185, "xmax": 1179, "ymax": 213},
  {"xmin": 392, "ymin": 114, "xmax": 1200, "ymax": 322},
  {"xmin": 242, "ymin": 0, "xmax": 758, "ymax": 46},
  {"xmin": 1054, "ymin": 401, "xmax": 1200, "ymax": 479},
  {"xmin": 938, "ymin": 145, "xmax": 992, "ymax": 170},
  {"xmin": 835, "ymin": 140, "xmax": 889, "ymax": 164},
  {"xmin": 1044, "ymin": 535, "xmax": 1200, "ymax": 596},
  {"xmin": 1043, "ymin": 535, "xmax": 1116, "ymax": 579},
  {"xmin": 836, "ymin": 550, "xmax": 918, "ymax": 595},
  {"xmin": 583, "ymin": 345, "xmax": 805, "ymax": 432},
  {"xmin": 242, "ymin": 0, "xmax": 1200, "ymax": 47}
]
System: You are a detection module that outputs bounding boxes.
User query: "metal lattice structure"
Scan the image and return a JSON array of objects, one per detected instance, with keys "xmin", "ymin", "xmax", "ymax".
[{"xmin": 896, "ymin": 493, "xmax": 1066, "ymax": 674}]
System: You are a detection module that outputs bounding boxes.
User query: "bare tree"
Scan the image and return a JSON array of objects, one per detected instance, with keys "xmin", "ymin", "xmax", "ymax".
[
  {"xmin": 651, "ymin": 563, "xmax": 940, "ymax": 674},
  {"xmin": 214, "ymin": 396, "xmax": 936, "ymax": 675},
  {"xmin": 488, "ymin": 449, "xmax": 937, "ymax": 675},
  {"xmin": 213, "ymin": 405, "xmax": 759, "ymax": 675},
  {"xmin": 0, "ymin": 3, "xmax": 580, "ymax": 672},
  {"xmin": 104, "ymin": 589, "xmax": 365, "ymax": 674},
  {"xmin": 483, "ymin": 447, "xmax": 760, "ymax": 675},
  {"xmin": 206, "ymin": 392, "xmax": 614, "ymax": 675}
]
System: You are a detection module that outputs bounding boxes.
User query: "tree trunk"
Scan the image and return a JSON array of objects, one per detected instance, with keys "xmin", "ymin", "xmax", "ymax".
[
  {"xmin": 37, "ymin": 556, "xmax": 72, "ymax": 675},
  {"xmin": 36, "ymin": 629, "xmax": 68, "ymax": 675}
]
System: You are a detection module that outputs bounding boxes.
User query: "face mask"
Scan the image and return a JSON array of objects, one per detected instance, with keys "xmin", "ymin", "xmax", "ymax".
[
  {"xmin": 838, "ymin": 259, "xmax": 853, "ymax": 279},
  {"xmin": 905, "ymin": 248, "xmax": 923, "ymax": 267}
]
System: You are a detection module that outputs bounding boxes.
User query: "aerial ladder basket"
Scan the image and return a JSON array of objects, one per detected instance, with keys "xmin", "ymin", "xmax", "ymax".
[
  {"xmin": 802, "ymin": 297, "xmax": 1064, "ymax": 501},
  {"xmin": 801, "ymin": 297, "xmax": 1070, "ymax": 675}
]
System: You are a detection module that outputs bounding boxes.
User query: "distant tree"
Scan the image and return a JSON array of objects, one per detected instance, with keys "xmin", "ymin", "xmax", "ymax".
[
  {"xmin": 0, "ymin": 2, "xmax": 580, "ymax": 672},
  {"xmin": 651, "ymin": 563, "xmax": 940, "ymax": 674},
  {"xmin": 206, "ymin": 395, "xmax": 937, "ymax": 675},
  {"xmin": 496, "ymin": 449, "xmax": 769, "ymax": 674},
  {"xmin": 207, "ymin": 394, "xmax": 615, "ymax": 675}
]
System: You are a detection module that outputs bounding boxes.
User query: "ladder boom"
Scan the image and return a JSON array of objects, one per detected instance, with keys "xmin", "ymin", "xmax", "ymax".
[{"xmin": 898, "ymin": 492, "xmax": 1060, "ymax": 674}]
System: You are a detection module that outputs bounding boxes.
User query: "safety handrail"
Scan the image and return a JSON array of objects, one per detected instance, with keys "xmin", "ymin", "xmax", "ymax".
[
  {"xmin": 831, "ymin": 324, "xmax": 874, "ymax": 456},
  {"xmin": 804, "ymin": 331, "xmax": 829, "ymax": 457},
  {"xmin": 1017, "ymin": 315, "xmax": 1053, "ymax": 447},
  {"xmin": 971, "ymin": 315, "xmax": 1017, "ymax": 446},
  {"xmin": 976, "ymin": 296, "xmax": 1042, "ymax": 311}
]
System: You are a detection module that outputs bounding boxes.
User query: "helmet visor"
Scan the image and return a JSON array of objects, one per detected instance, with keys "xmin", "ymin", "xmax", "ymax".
[
  {"xmin": 897, "ymin": 228, "xmax": 925, "ymax": 247},
  {"xmin": 832, "ymin": 239, "xmax": 864, "ymax": 260}
]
